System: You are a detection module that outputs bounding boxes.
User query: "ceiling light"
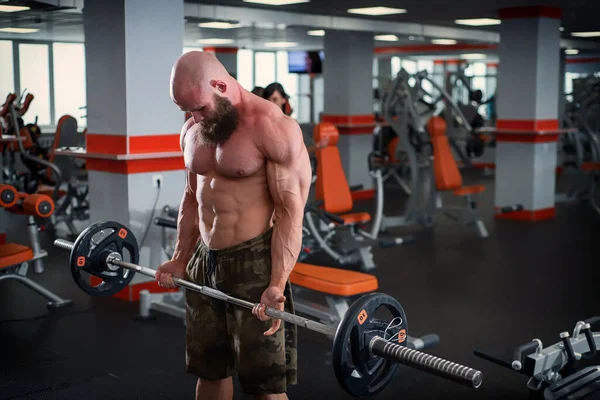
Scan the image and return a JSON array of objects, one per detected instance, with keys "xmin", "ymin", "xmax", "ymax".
[
  {"xmin": 455, "ymin": 18, "xmax": 501, "ymax": 26},
  {"xmin": 264, "ymin": 41, "xmax": 297, "ymax": 48},
  {"xmin": 375, "ymin": 34, "xmax": 399, "ymax": 42},
  {"xmin": 460, "ymin": 53, "xmax": 487, "ymax": 60},
  {"xmin": 571, "ymin": 31, "xmax": 600, "ymax": 38},
  {"xmin": 408, "ymin": 36, "xmax": 415, "ymax": 40},
  {"xmin": 0, "ymin": 5, "xmax": 30, "ymax": 12},
  {"xmin": 196, "ymin": 38, "xmax": 235, "ymax": 45},
  {"xmin": 198, "ymin": 22, "xmax": 242, "ymax": 29},
  {"xmin": 347, "ymin": 6, "xmax": 407, "ymax": 16},
  {"xmin": 565, "ymin": 49, "xmax": 579, "ymax": 55},
  {"xmin": 559, "ymin": 26, "xmax": 565, "ymax": 31},
  {"xmin": 307, "ymin": 30, "xmax": 325, "ymax": 36},
  {"xmin": 431, "ymin": 39, "xmax": 457, "ymax": 45},
  {"xmin": 0, "ymin": 27, "xmax": 39, "ymax": 33},
  {"xmin": 243, "ymin": 0, "xmax": 309, "ymax": 5}
]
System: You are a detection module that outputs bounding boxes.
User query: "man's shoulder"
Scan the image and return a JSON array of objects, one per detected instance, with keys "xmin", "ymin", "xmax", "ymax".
[{"xmin": 180, "ymin": 118, "xmax": 195, "ymax": 151}]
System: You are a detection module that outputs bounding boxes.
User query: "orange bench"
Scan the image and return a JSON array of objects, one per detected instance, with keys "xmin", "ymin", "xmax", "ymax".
[
  {"xmin": 0, "ymin": 186, "xmax": 72, "ymax": 309},
  {"xmin": 290, "ymin": 262, "xmax": 378, "ymax": 324}
]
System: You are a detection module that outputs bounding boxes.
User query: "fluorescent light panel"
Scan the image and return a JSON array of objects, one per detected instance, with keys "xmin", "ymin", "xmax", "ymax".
[
  {"xmin": 565, "ymin": 49, "xmax": 579, "ymax": 55},
  {"xmin": 198, "ymin": 22, "xmax": 241, "ymax": 29},
  {"xmin": 375, "ymin": 34, "xmax": 398, "ymax": 41},
  {"xmin": 431, "ymin": 39, "xmax": 457, "ymax": 45},
  {"xmin": 347, "ymin": 6, "xmax": 406, "ymax": 16},
  {"xmin": 571, "ymin": 31, "xmax": 600, "ymax": 37},
  {"xmin": 455, "ymin": 18, "xmax": 501, "ymax": 26},
  {"xmin": 196, "ymin": 38, "xmax": 235, "ymax": 44},
  {"xmin": 0, "ymin": 5, "xmax": 30, "ymax": 12},
  {"xmin": 0, "ymin": 27, "xmax": 38, "ymax": 33},
  {"xmin": 307, "ymin": 30, "xmax": 325, "ymax": 36},
  {"xmin": 243, "ymin": 0, "xmax": 309, "ymax": 5},
  {"xmin": 264, "ymin": 41, "xmax": 297, "ymax": 47},
  {"xmin": 460, "ymin": 53, "xmax": 486, "ymax": 59}
]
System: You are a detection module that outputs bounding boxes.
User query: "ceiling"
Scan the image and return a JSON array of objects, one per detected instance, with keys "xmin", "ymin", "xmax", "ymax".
[{"xmin": 0, "ymin": 0, "xmax": 599, "ymax": 57}]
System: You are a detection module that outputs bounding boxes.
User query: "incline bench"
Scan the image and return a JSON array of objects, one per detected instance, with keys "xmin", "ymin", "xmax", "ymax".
[{"xmin": 147, "ymin": 207, "xmax": 379, "ymax": 326}]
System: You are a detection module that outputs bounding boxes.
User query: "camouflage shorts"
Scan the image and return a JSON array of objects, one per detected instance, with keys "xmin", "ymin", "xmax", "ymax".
[{"xmin": 184, "ymin": 227, "xmax": 298, "ymax": 395}]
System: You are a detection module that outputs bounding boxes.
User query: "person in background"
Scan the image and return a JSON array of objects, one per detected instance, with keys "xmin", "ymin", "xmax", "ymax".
[
  {"xmin": 251, "ymin": 86, "xmax": 264, "ymax": 97},
  {"xmin": 263, "ymin": 82, "xmax": 293, "ymax": 117}
]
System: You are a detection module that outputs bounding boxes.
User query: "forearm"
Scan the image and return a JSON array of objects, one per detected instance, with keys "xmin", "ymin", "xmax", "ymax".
[
  {"xmin": 172, "ymin": 192, "xmax": 200, "ymax": 264},
  {"xmin": 269, "ymin": 208, "xmax": 303, "ymax": 290}
]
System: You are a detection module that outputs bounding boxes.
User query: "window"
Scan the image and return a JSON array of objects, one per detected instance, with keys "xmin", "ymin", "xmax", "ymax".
[
  {"xmin": 0, "ymin": 41, "xmax": 14, "ymax": 99},
  {"xmin": 237, "ymin": 49, "xmax": 254, "ymax": 91},
  {"xmin": 417, "ymin": 60, "xmax": 434, "ymax": 74},
  {"xmin": 401, "ymin": 59, "xmax": 417, "ymax": 74},
  {"xmin": 254, "ymin": 52, "xmax": 276, "ymax": 88},
  {"xmin": 53, "ymin": 43, "xmax": 86, "ymax": 127},
  {"xmin": 19, "ymin": 43, "xmax": 51, "ymax": 126},
  {"xmin": 391, "ymin": 56, "xmax": 401, "ymax": 77},
  {"xmin": 296, "ymin": 74, "xmax": 311, "ymax": 124},
  {"xmin": 276, "ymin": 51, "xmax": 299, "ymax": 119}
]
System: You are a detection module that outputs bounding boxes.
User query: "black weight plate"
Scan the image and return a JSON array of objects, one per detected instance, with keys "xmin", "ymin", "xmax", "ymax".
[
  {"xmin": 332, "ymin": 292, "xmax": 408, "ymax": 398},
  {"xmin": 69, "ymin": 221, "xmax": 139, "ymax": 297}
]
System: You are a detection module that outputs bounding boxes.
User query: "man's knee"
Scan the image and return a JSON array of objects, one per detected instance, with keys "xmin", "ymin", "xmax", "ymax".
[{"xmin": 196, "ymin": 377, "xmax": 233, "ymax": 400}]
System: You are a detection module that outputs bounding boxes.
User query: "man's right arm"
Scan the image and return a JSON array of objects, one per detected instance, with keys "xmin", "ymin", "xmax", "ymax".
[{"xmin": 171, "ymin": 170, "xmax": 200, "ymax": 265}]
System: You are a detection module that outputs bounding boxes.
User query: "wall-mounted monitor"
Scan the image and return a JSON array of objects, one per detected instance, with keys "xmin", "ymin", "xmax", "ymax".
[{"xmin": 288, "ymin": 50, "xmax": 324, "ymax": 74}]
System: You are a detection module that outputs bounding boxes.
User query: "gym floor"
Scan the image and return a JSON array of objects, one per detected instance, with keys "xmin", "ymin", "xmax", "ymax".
[{"xmin": 1, "ymin": 171, "xmax": 599, "ymax": 399}]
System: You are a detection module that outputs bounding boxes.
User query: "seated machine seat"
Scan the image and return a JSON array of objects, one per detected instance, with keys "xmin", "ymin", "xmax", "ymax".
[
  {"xmin": 290, "ymin": 262, "xmax": 378, "ymax": 297},
  {"xmin": 339, "ymin": 212, "xmax": 372, "ymax": 225},
  {"xmin": 453, "ymin": 185, "xmax": 486, "ymax": 197},
  {"xmin": 0, "ymin": 243, "xmax": 33, "ymax": 269}
]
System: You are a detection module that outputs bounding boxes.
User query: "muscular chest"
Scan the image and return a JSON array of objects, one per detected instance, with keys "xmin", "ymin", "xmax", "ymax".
[{"xmin": 183, "ymin": 132, "xmax": 264, "ymax": 179}]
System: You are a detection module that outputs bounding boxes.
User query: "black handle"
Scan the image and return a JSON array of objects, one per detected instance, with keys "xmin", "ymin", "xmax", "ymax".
[
  {"xmin": 582, "ymin": 325, "xmax": 597, "ymax": 359},
  {"xmin": 474, "ymin": 347, "xmax": 514, "ymax": 370},
  {"xmin": 154, "ymin": 217, "xmax": 177, "ymax": 229},
  {"xmin": 321, "ymin": 210, "xmax": 345, "ymax": 225},
  {"xmin": 585, "ymin": 316, "xmax": 600, "ymax": 328},
  {"xmin": 561, "ymin": 333, "xmax": 578, "ymax": 367},
  {"xmin": 513, "ymin": 341, "xmax": 539, "ymax": 369},
  {"xmin": 349, "ymin": 184, "xmax": 364, "ymax": 192}
]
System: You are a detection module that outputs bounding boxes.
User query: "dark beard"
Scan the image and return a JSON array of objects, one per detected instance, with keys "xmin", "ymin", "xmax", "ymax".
[{"xmin": 198, "ymin": 94, "xmax": 240, "ymax": 147}]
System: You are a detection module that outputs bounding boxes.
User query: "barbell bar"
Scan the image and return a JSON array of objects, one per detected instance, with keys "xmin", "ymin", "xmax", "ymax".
[{"xmin": 53, "ymin": 221, "xmax": 483, "ymax": 397}]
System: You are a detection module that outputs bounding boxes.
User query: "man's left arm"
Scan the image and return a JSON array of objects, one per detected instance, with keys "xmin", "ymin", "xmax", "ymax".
[{"xmin": 264, "ymin": 117, "xmax": 312, "ymax": 291}]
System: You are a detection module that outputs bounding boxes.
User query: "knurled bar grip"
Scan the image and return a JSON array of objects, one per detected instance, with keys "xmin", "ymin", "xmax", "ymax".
[{"xmin": 370, "ymin": 336, "xmax": 483, "ymax": 389}]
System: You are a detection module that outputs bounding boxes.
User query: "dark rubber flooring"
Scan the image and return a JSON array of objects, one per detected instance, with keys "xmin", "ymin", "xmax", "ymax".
[{"xmin": 1, "ymin": 171, "xmax": 600, "ymax": 399}]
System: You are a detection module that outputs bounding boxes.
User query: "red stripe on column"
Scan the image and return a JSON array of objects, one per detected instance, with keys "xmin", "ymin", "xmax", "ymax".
[
  {"xmin": 566, "ymin": 58, "xmax": 600, "ymax": 64},
  {"xmin": 495, "ymin": 207, "xmax": 555, "ymax": 221},
  {"xmin": 90, "ymin": 277, "xmax": 178, "ymax": 301},
  {"xmin": 434, "ymin": 60, "xmax": 444, "ymax": 65},
  {"xmin": 496, "ymin": 134, "xmax": 559, "ymax": 143},
  {"xmin": 374, "ymin": 44, "xmax": 497, "ymax": 55},
  {"xmin": 322, "ymin": 115, "xmax": 375, "ymax": 125},
  {"xmin": 87, "ymin": 157, "xmax": 185, "ymax": 174},
  {"xmin": 486, "ymin": 62, "xmax": 499, "ymax": 68},
  {"xmin": 496, "ymin": 119, "xmax": 559, "ymax": 131},
  {"xmin": 203, "ymin": 47, "xmax": 238, "ymax": 54},
  {"xmin": 129, "ymin": 134, "xmax": 180, "ymax": 154},
  {"xmin": 499, "ymin": 6, "xmax": 562, "ymax": 19},
  {"xmin": 87, "ymin": 134, "xmax": 127, "ymax": 154}
]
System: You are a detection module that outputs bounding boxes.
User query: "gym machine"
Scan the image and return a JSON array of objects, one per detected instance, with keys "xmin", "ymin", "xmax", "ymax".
[{"xmin": 475, "ymin": 317, "xmax": 600, "ymax": 399}]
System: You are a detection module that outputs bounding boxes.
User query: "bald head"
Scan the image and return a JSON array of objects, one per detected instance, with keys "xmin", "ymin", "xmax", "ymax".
[{"xmin": 170, "ymin": 51, "xmax": 241, "ymax": 146}]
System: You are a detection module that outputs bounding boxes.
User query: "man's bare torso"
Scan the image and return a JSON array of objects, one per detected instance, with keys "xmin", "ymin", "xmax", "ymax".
[{"xmin": 182, "ymin": 96, "xmax": 282, "ymax": 249}]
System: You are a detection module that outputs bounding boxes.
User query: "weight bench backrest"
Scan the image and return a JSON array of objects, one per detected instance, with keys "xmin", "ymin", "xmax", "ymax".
[
  {"xmin": 313, "ymin": 122, "xmax": 353, "ymax": 214},
  {"xmin": 427, "ymin": 116, "xmax": 463, "ymax": 191},
  {"xmin": 46, "ymin": 115, "xmax": 79, "ymax": 181}
]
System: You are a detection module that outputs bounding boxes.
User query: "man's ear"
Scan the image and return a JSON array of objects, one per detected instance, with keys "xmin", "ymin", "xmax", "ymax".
[{"xmin": 210, "ymin": 80, "xmax": 227, "ymax": 93}]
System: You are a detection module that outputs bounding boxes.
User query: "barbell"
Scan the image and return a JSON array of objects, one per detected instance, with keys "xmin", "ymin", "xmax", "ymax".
[{"xmin": 54, "ymin": 220, "xmax": 483, "ymax": 398}]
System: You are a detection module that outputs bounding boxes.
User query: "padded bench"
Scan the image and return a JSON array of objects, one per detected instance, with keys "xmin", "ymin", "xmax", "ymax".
[{"xmin": 290, "ymin": 262, "xmax": 379, "ymax": 325}]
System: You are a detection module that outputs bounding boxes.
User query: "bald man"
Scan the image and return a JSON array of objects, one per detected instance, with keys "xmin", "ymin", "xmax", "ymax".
[{"xmin": 155, "ymin": 51, "xmax": 312, "ymax": 399}]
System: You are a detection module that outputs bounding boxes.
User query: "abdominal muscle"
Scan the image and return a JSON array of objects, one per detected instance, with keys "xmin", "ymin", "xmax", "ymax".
[{"xmin": 195, "ymin": 172, "xmax": 274, "ymax": 250}]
